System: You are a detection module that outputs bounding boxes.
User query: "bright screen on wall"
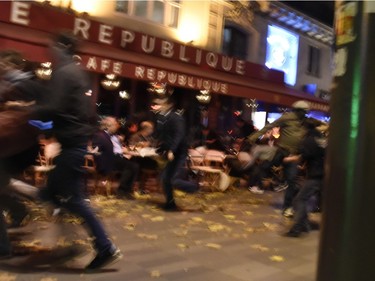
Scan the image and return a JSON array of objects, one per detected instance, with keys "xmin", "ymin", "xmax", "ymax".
[{"xmin": 265, "ymin": 25, "xmax": 299, "ymax": 86}]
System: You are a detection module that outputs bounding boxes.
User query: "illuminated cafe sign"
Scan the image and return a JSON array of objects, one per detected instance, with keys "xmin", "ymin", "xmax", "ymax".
[
  {"xmin": 81, "ymin": 55, "xmax": 228, "ymax": 94},
  {"xmin": 1, "ymin": 1, "xmax": 282, "ymax": 82},
  {"xmin": 133, "ymin": 65, "xmax": 229, "ymax": 94}
]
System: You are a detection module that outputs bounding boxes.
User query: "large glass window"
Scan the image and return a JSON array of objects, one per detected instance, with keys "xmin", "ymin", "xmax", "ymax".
[
  {"xmin": 265, "ymin": 25, "xmax": 299, "ymax": 86},
  {"xmin": 115, "ymin": 0, "xmax": 180, "ymax": 28}
]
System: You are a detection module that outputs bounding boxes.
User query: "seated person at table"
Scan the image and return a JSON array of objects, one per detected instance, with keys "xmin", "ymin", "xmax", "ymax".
[
  {"xmin": 92, "ymin": 116, "xmax": 139, "ymax": 199},
  {"xmin": 128, "ymin": 121, "xmax": 156, "ymax": 149},
  {"xmin": 190, "ymin": 125, "xmax": 226, "ymax": 152}
]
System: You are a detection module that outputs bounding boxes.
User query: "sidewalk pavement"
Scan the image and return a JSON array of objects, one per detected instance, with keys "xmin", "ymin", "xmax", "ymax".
[{"xmin": 0, "ymin": 188, "xmax": 321, "ymax": 281}]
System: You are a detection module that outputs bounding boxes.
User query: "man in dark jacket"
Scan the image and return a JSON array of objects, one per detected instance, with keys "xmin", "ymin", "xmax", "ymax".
[
  {"xmin": 248, "ymin": 100, "xmax": 311, "ymax": 216},
  {"xmin": 39, "ymin": 32, "xmax": 122, "ymax": 271},
  {"xmin": 153, "ymin": 94, "xmax": 198, "ymax": 211},
  {"xmin": 284, "ymin": 119, "xmax": 327, "ymax": 237}
]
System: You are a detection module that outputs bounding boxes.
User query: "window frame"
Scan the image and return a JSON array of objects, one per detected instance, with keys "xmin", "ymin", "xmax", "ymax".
[
  {"xmin": 306, "ymin": 45, "xmax": 321, "ymax": 77},
  {"xmin": 115, "ymin": 0, "xmax": 180, "ymax": 28}
]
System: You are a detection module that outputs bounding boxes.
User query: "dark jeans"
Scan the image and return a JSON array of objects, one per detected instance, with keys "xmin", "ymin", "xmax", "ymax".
[
  {"xmin": 248, "ymin": 160, "xmax": 273, "ymax": 187},
  {"xmin": 282, "ymin": 161, "xmax": 300, "ymax": 210},
  {"xmin": 113, "ymin": 155, "xmax": 140, "ymax": 193},
  {"xmin": 291, "ymin": 178, "xmax": 322, "ymax": 231},
  {"xmin": 42, "ymin": 147, "xmax": 113, "ymax": 253},
  {"xmin": 161, "ymin": 151, "xmax": 198, "ymax": 204},
  {"xmin": 0, "ymin": 160, "xmax": 28, "ymax": 254}
]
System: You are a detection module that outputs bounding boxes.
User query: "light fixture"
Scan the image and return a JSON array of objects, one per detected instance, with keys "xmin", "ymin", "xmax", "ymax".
[
  {"xmin": 147, "ymin": 82, "xmax": 174, "ymax": 96},
  {"xmin": 196, "ymin": 90, "xmax": 211, "ymax": 104},
  {"xmin": 35, "ymin": 61, "xmax": 52, "ymax": 80},
  {"xmin": 101, "ymin": 74, "xmax": 121, "ymax": 90},
  {"xmin": 119, "ymin": 90, "xmax": 130, "ymax": 100},
  {"xmin": 245, "ymin": 99, "xmax": 258, "ymax": 109}
]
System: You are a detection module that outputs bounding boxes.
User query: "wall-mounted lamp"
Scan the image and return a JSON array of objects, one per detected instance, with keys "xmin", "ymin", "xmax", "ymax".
[
  {"xmin": 101, "ymin": 74, "xmax": 121, "ymax": 90},
  {"xmin": 245, "ymin": 99, "xmax": 258, "ymax": 109},
  {"xmin": 35, "ymin": 62, "xmax": 52, "ymax": 80},
  {"xmin": 147, "ymin": 82, "xmax": 174, "ymax": 96},
  {"xmin": 119, "ymin": 90, "xmax": 130, "ymax": 100},
  {"xmin": 196, "ymin": 90, "xmax": 211, "ymax": 104}
]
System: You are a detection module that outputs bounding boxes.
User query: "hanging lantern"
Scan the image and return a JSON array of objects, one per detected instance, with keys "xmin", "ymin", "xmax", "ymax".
[
  {"xmin": 35, "ymin": 62, "xmax": 52, "ymax": 80},
  {"xmin": 147, "ymin": 82, "xmax": 174, "ymax": 97},
  {"xmin": 196, "ymin": 89, "xmax": 211, "ymax": 104},
  {"xmin": 101, "ymin": 74, "xmax": 121, "ymax": 90},
  {"xmin": 119, "ymin": 90, "xmax": 130, "ymax": 100}
]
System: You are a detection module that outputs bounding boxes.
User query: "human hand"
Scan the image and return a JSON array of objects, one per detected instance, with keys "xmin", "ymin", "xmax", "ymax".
[{"xmin": 167, "ymin": 150, "xmax": 174, "ymax": 161}]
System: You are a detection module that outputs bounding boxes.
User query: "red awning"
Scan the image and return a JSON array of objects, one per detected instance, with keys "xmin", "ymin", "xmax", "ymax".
[{"xmin": 0, "ymin": 22, "xmax": 329, "ymax": 111}]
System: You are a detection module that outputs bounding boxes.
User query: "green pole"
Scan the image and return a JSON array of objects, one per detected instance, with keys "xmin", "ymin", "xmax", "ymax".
[{"xmin": 317, "ymin": 1, "xmax": 375, "ymax": 281}]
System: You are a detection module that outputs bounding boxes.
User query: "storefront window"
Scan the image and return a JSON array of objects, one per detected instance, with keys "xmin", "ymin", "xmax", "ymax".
[
  {"xmin": 115, "ymin": 0, "xmax": 180, "ymax": 28},
  {"xmin": 134, "ymin": 1, "xmax": 148, "ymax": 17}
]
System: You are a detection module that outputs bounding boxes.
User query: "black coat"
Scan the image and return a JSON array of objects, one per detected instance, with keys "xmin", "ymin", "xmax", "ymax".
[
  {"xmin": 155, "ymin": 111, "xmax": 187, "ymax": 156},
  {"xmin": 300, "ymin": 130, "xmax": 326, "ymax": 179}
]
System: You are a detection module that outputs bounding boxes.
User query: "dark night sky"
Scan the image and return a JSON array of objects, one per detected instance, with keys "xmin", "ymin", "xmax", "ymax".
[{"xmin": 281, "ymin": 1, "xmax": 335, "ymax": 27}]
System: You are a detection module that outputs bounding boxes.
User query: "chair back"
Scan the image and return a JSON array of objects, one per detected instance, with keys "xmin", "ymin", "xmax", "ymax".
[
  {"xmin": 188, "ymin": 149, "xmax": 205, "ymax": 167},
  {"xmin": 204, "ymin": 149, "xmax": 225, "ymax": 168}
]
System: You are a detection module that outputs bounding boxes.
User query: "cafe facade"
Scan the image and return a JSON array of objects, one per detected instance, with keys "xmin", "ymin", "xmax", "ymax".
[{"xmin": 0, "ymin": 1, "xmax": 329, "ymax": 130}]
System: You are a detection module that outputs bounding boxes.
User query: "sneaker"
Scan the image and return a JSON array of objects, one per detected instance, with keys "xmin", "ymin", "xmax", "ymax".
[
  {"xmin": 274, "ymin": 182, "xmax": 288, "ymax": 192},
  {"xmin": 85, "ymin": 248, "xmax": 122, "ymax": 272},
  {"xmin": 282, "ymin": 207, "xmax": 294, "ymax": 218},
  {"xmin": 248, "ymin": 186, "xmax": 264, "ymax": 194},
  {"xmin": 283, "ymin": 229, "xmax": 302, "ymax": 238},
  {"xmin": 162, "ymin": 200, "xmax": 181, "ymax": 212}
]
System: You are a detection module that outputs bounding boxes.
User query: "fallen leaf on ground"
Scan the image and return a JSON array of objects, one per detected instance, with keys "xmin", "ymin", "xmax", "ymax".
[
  {"xmin": 251, "ymin": 244, "xmax": 270, "ymax": 252},
  {"xmin": 123, "ymin": 223, "xmax": 136, "ymax": 231},
  {"xmin": 137, "ymin": 233, "xmax": 158, "ymax": 240},
  {"xmin": 177, "ymin": 243, "xmax": 189, "ymax": 251},
  {"xmin": 244, "ymin": 227, "xmax": 255, "ymax": 233},
  {"xmin": 150, "ymin": 270, "xmax": 161, "ymax": 278},
  {"xmin": 190, "ymin": 217, "xmax": 204, "ymax": 223},
  {"xmin": 208, "ymin": 223, "xmax": 231, "ymax": 233},
  {"xmin": 269, "ymin": 255, "xmax": 285, "ymax": 262},
  {"xmin": 233, "ymin": 220, "xmax": 247, "ymax": 225},
  {"xmin": 223, "ymin": 214, "xmax": 236, "ymax": 220},
  {"xmin": 150, "ymin": 216, "xmax": 165, "ymax": 222},
  {"xmin": 263, "ymin": 222, "xmax": 279, "ymax": 231},
  {"xmin": 205, "ymin": 243, "xmax": 222, "ymax": 250}
]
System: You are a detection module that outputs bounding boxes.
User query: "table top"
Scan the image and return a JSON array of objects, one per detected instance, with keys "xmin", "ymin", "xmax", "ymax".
[{"xmin": 125, "ymin": 147, "xmax": 158, "ymax": 158}]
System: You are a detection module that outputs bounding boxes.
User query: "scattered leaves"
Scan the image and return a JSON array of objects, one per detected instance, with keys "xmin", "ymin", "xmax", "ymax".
[
  {"xmin": 137, "ymin": 233, "xmax": 158, "ymax": 240},
  {"xmin": 177, "ymin": 243, "xmax": 189, "ymax": 251},
  {"xmin": 190, "ymin": 217, "xmax": 204, "ymax": 223},
  {"xmin": 150, "ymin": 216, "xmax": 165, "ymax": 222},
  {"xmin": 150, "ymin": 270, "xmax": 161, "ymax": 278},
  {"xmin": 263, "ymin": 222, "xmax": 279, "ymax": 231},
  {"xmin": 269, "ymin": 255, "xmax": 285, "ymax": 262},
  {"xmin": 123, "ymin": 223, "xmax": 136, "ymax": 231},
  {"xmin": 205, "ymin": 243, "xmax": 222, "ymax": 250},
  {"xmin": 223, "ymin": 214, "xmax": 236, "ymax": 220},
  {"xmin": 251, "ymin": 244, "xmax": 270, "ymax": 252}
]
